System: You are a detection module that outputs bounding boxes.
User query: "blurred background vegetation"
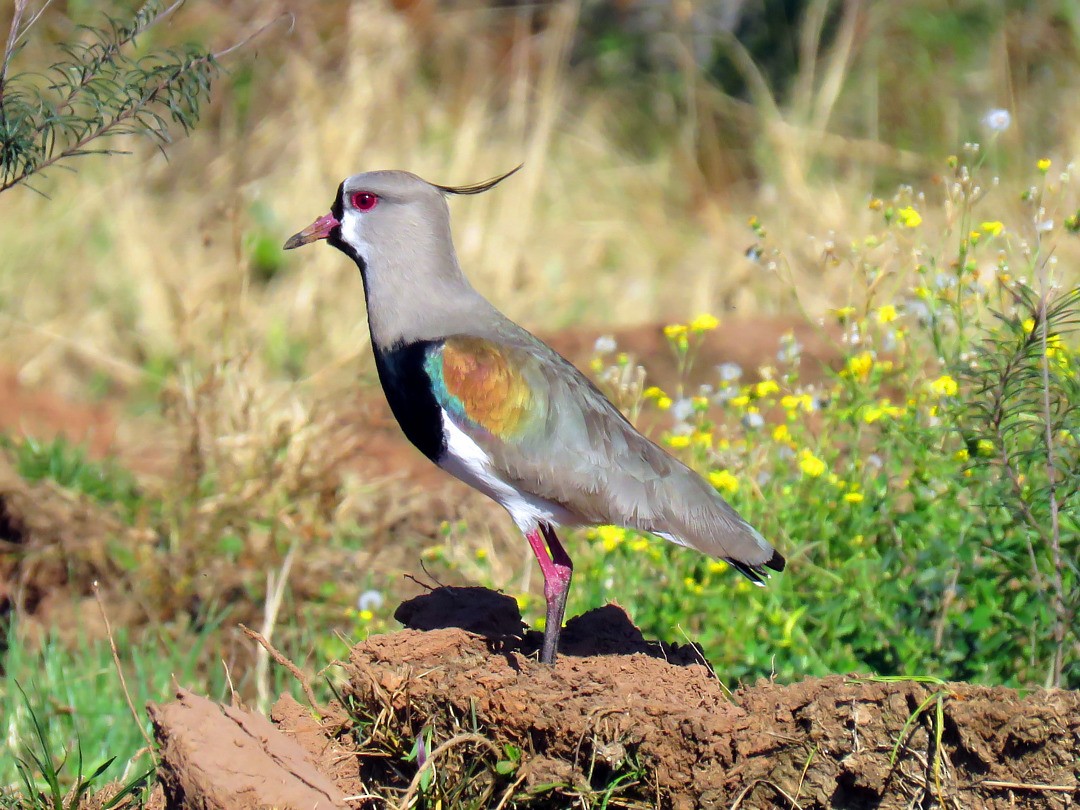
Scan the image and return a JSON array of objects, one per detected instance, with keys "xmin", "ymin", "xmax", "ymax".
[{"xmin": 0, "ymin": 0, "xmax": 1077, "ymax": 800}]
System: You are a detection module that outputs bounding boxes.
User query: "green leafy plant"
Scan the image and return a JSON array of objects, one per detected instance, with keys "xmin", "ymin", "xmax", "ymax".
[{"xmin": 0, "ymin": 0, "xmax": 259, "ymax": 195}]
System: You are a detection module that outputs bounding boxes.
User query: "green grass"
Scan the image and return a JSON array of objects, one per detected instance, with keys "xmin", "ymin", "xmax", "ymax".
[{"xmin": 1, "ymin": 632, "xmax": 161, "ymax": 804}]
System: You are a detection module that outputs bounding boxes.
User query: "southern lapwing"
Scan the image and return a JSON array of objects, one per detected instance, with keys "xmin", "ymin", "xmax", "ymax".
[{"xmin": 284, "ymin": 167, "xmax": 785, "ymax": 665}]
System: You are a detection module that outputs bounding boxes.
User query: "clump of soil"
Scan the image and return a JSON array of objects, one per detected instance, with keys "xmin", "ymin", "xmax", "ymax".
[
  {"xmin": 150, "ymin": 587, "xmax": 1080, "ymax": 809},
  {"xmin": 148, "ymin": 690, "xmax": 348, "ymax": 810}
]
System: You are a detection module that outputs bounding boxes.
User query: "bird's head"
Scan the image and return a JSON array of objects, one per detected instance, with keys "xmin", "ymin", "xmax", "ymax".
[{"xmin": 283, "ymin": 166, "xmax": 522, "ymax": 271}]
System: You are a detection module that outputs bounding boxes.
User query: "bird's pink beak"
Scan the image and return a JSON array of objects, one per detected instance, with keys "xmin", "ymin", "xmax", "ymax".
[{"xmin": 283, "ymin": 212, "xmax": 340, "ymax": 250}]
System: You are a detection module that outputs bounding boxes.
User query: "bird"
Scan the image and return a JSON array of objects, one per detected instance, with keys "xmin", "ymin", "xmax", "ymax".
[{"xmin": 283, "ymin": 167, "xmax": 785, "ymax": 665}]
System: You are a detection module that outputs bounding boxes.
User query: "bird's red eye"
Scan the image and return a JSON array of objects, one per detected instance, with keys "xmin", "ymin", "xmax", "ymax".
[{"xmin": 350, "ymin": 191, "xmax": 379, "ymax": 211}]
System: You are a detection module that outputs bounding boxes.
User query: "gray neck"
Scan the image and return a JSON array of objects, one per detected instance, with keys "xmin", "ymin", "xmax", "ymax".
[{"xmin": 356, "ymin": 236, "xmax": 501, "ymax": 349}]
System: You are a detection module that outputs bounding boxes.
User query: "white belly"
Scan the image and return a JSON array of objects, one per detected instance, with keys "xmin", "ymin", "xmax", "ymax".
[{"xmin": 438, "ymin": 412, "xmax": 578, "ymax": 532}]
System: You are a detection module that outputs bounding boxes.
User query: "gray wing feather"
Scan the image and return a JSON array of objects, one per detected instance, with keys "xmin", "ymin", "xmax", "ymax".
[{"xmin": 462, "ymin": 322, "xmax": 781, "ymax": 570}]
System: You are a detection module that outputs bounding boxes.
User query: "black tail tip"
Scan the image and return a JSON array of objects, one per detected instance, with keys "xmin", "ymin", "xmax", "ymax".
[
  {"xmin": 766, "ymin": 548, "xmax": 786, "ymax": 572},
  {"xmin": 726, "ymin": 548, "xmax": 786, "ymax": 586}
]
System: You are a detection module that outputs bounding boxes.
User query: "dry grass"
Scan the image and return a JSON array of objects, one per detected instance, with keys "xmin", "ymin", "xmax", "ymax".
[{"xmin": 1, "ymin": 1, "xmax": 1078, "ymax": 400}]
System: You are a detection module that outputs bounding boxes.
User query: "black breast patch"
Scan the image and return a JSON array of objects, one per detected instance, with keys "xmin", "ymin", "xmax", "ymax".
[{"xmin": 373, "ymin": 340, "xmax": 447, "ymax": 463}]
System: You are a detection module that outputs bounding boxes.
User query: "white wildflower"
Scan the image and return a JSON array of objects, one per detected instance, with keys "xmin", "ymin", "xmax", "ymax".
[
  {"xmin": 718, "ymin": 362, "xmax": 743, "ymax": 382},
  {"xmin": 357, "ymin": 590, "xmax": 384, "ymax": 612},
  {"xmin": 982, "ymin": 108, "xmax": 1011, "ymax": 132},
  {"xmin": 593, "ymin": 335, "xmax": 617, "ymax": 355}
]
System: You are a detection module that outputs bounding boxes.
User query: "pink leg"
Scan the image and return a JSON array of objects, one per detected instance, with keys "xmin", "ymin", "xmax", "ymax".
[{"xmin": 525, "ymin": 523, "xmax": 574, "ymax": 664}]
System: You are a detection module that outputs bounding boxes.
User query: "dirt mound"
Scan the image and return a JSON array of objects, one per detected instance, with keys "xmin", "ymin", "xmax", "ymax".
[{"xmin": 149, "ymin": 588, "xmax": 1080, "ymax": 809}]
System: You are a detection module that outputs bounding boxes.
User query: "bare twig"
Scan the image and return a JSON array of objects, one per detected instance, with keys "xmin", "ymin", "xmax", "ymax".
[
  {"xmin": 239, "ymin": 622, "xmax": 319, "ymax": 714},
  {"xmin": 791, "ymin": 745, "xmax": 817, "ymax": 810},
  {"xmin": 730, "ymin": 779, "xmax": 805, "ymax": 810},
  {"xmin": 93, "ymin": 580, "xmax": 159, "ymax": 767},
  {"xmin": 981, "ymin": 779, "xmax": 1077, "ymax": 793},
  {"xmin": 490, "ymin": 771, "xmax": 528, "ymax": 810}
]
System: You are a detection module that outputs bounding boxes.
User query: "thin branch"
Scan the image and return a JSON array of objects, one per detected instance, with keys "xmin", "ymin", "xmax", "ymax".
[
  {"xmin": 0, "ymin": 52, "xmax": 214, "ymax": 192},
  {"xmin": 50, "ymin": 0, "xmax": 188, "ymax": 117},
  {"xmin": 93, "ymin": 580, "xmax": 159, "ymax": 768}
]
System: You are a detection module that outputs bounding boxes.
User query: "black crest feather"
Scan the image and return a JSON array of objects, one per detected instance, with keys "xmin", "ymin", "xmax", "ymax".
[{"xmin": 434, "ymin": 164, "xmax": 523, "ymax": 195}]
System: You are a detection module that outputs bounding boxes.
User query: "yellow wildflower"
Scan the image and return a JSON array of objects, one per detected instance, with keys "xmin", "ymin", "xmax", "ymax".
[
  {"xmin": 707, "ymin": 559, "xmax": 729, "ymax": 574},
  {"xmin": 694, "ymin": 431, "xmax": 713, "ymax": 448},
  {"xmin": 730, "ymin": 394, "xmax": 751, "ymax": 409},
  {"xmin": 897, "ymin": 207, "xmax": 922, "ymax": 228},
  {"xmin": 754, "ymin": 379, "xmax": 780, "ymax": 397},
  {"xmin": 781, "ymin": 394, "xmax": 815, "ymax": 413},
  {"xmin": 798, "ymin": 449, "xmax": 827, "ymax": 478},
  {"xmin": 954, "ymin": 448, "xmax": 969, "ymax": 461},
  {"xmin": 595, "ymin": 525, "xmax": 626, "ymax": 552},
  {"xmin": 683, "ymin": 576, "xmax": 704, "ymax": 595},
  {"xmin": 708, "ymin": 469, "xmax": 740, "ymax": 494},
  {"xmin": 981, "ymin": 221, "xmax": 1004, "ymax": 236},
  {"xmin": 656, "ymin": 396, "xmax": 673, "ymax": 410},
  {"xmin": 875, "ymin": 304, "xmax": 899, "ymax": 324},
  {"xmin": 663, "ymin": 324, "xmax": 688, "ymax": 340},
  {"xmin": 689, "ymin": 314, "xmax": 720, "ymax": 332},
  {"xmin": 862, "ymin": 401, "xmax": 904, "ymax": 423},
  {"xmin": 691, "ymin": 396, "xmax": 711, "ymax": 411},
  {"xmin": 843, "ymin": 492, "xmax": 865, "ymax": 504},
  {"xmin": 976, "ymin": 439, "xmax": 995, "ymax": 457},
  {"xmin": 1037, "ymin": 158, "xmax": 1051, "ymax": 173},
  {"xmin": 1022, "ymin": 318, "xmax": 1036, "ymax": 334},
  {"xmin": 868, "ymin": 198, "xmax": 883, "ymax": 211},
  {"xmin": 846, "ymin": 352, "xmax": 874, "ymax": 380},
  {"xmin": 359, "ymin": 610, "xmax": 374, "ymax": 622},
  {"xmin": 929, "ymin": 375, "xmax": 959, "ymax": 397},
  {"xmin": 831, "ymin": 305, "xmax": 857, "ymax": 322},
  {"xmin": 643, "ymin": 386, "xmax": 665, "ymax": 400},
  {"xmin": 629, "ymin": 537, "xmax": 649, "ymax": 552},
  {"xmin": 475, "ymin": 548, "xmax": 488, "ymax": 560},
  {"xmin": 772, "ymin": 423, "xmax": 791, "ymax": 443},
  {"xmin": 666, "ymin": 435, "xmax": 691, "ymax": 449}
]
